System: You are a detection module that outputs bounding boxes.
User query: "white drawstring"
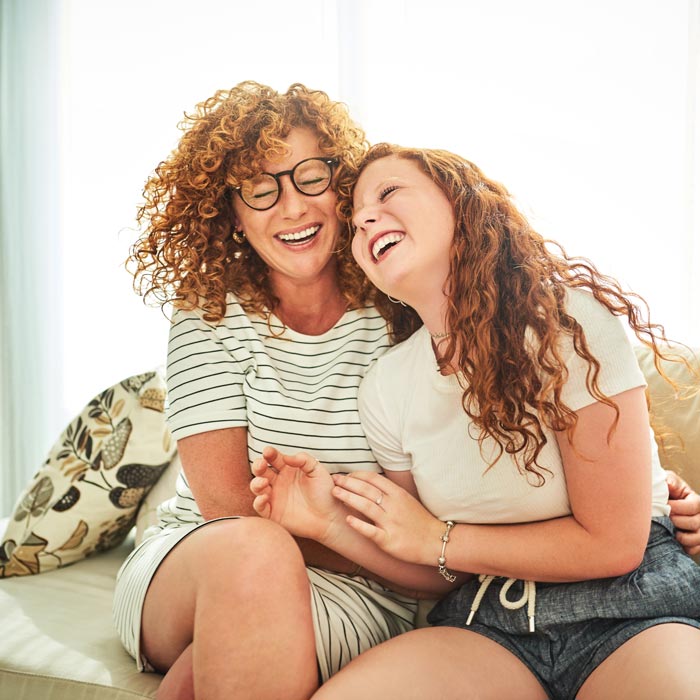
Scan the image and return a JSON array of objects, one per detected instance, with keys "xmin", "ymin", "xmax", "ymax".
[{"xmin": 465, "ymin": 575, "xmax": 537, "ymax": 632}]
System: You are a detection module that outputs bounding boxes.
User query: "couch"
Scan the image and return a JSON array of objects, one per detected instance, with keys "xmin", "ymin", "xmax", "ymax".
[{"xmin": 1, "ymin": 346, "xmax": 698, "ymax": 699}]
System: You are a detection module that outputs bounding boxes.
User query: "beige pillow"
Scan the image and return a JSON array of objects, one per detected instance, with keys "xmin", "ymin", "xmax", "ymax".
[
  {"xmin": 0, "ymin": 371, "xmax": 176, "ymax": 577},
  {"xmin": 635, "ymin": 344, "xmax": 700, "ymax": 492}
]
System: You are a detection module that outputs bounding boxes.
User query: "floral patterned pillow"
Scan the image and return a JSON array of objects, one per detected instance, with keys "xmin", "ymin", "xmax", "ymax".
[{"xmin": 0, "ymin": 370, "xmax": 177, "ymax": 577}]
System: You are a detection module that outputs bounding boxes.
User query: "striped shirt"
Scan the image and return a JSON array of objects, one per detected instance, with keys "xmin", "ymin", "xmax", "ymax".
[{"xmin": 152, "ymin": 295, "xmax": 392, "ymax": 532}]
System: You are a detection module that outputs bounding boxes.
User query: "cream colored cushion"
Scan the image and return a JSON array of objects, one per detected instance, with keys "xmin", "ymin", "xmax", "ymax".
[
  {"xmin": 0, "ymin": 371, "xmax": 176, "ymax": 577},
  {"xmin": 0, "ymin": 523, "xmax": 161, "ymax": 699},
  {"xmin": 635, "ymin": 344, "xmax": 700, "ymax": 492}
]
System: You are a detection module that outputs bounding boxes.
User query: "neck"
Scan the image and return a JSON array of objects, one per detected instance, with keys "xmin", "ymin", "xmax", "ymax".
[
  {"xmin": 271, "ymin": 268, "xmax": 347, "ymax": 336},
  {"xmin": 409, "ymin": 294, "xmax": 458, "ymax": 372},
  {"xmin": 410, "ymin": 295, "xmax": 450, "ymax": 340}
]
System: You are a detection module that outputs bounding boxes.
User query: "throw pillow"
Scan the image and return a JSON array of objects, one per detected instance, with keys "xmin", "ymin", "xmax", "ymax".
[{"xmin": 0, "ymin": 370, "xmax": 177, "ymax": 577}]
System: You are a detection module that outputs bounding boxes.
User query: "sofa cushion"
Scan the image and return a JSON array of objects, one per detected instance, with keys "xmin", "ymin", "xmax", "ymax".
[
  {"xmin": 635, "ymin": 344, "xmax": 700, "ymax": 493},
  {"xmin": 0, "ymin": 522, "xmax": 161, "ymax": 698},
  {"xmin": 0, "ymin": 371, "xmax": 177, "ymax": 578}
]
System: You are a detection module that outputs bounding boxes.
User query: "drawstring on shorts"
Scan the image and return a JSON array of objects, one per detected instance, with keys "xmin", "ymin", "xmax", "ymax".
[{"xmin": 465, "ymin": 575, "xmax": 537, "ymax": 632}]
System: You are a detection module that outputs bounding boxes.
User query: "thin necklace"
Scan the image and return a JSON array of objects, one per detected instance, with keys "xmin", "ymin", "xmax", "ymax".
[{"xmin": 430, "ymin": 330, "xmax": 452, "ymax": 339}]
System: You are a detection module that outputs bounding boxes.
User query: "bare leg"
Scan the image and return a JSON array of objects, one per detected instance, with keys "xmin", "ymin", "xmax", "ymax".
[
  {"xmin": 578, "ymin": 623, "xmax": 700, "ymax": 700},
  {"xmin": 312, "ymin": 627, "xmax": 547, "ymax": 700},
  {"xmin": 142, "ymin": 518, "xmax": 318, "ymax": 700},
  {"xmin": 156, "ymin": 644, "xmax": 193, "ymax": 700}
]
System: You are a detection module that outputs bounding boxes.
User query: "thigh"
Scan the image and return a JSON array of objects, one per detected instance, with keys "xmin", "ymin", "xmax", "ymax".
[
  {"xmin": 313, "ymin": 627, "xmax": 548, "ymax": 700},
  {"xmin": 578, "ymin": 622, "xmax": 700, "ymax": 700}
]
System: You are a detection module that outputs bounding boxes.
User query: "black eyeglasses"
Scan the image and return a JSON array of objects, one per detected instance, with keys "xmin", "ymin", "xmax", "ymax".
[{"xmin": 234, "ymin": 157, "xmax": 339, "ymax": 211}]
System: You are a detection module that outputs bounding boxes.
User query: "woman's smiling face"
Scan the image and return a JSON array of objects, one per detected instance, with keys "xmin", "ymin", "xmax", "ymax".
[
  {"xmin": 351, "ymin": 155, "xmax": 455, "ymax": 305},
  {"xmin": 232, "ymin": 127, "xmax": 341, "ymax": 290}
]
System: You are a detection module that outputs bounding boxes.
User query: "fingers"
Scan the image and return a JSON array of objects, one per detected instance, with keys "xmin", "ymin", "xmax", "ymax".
[
  {"xmin": 670, "ymin": 506, "xmax": 700, "ymax": 534},
  {"xmin": 333, "ymin": 472, "xmax": 390, "ymax": 501},
  {"xmin": 345, "ymin": 513, "xmax": 382, "ymax": 541},
  {"xmin": 675, "ymin": 528, "xmax": 700, "ymax": 556},
  {"xmin": 665, "ymin": 470, "xmax": 692, "ymax": 500},
  {"xmin": 332, "ymin": 474, "xmax": 386, "ymax": 519},
  {"xmin": 668, "ymin": 492, "xmax": 700, "ymax": 517},
  {"xmin": 252, "ymin": 493, "xmax": 271, "ymax": 518},
  {"xmin": 250, "ymin": 475, "xmax": 270, "ymax": 496},
  {"xmin": 257, "ymin": 447, "xmax": 323, "ymax": 475}
]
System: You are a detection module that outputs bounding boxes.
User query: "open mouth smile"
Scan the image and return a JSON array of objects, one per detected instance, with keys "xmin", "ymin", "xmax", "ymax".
[
  {"xmin": 370, "ymin": 232, "xmax": 405, "ymax": 262},
  {"xmin": 276, "ymin": 225, "xmax": 321, "ymax": 245}
]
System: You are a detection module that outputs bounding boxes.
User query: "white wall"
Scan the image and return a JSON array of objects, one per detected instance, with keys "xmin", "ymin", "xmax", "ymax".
[{"xmin": 48, "ymin": 0, "xmax": 700, "ymax": 446}]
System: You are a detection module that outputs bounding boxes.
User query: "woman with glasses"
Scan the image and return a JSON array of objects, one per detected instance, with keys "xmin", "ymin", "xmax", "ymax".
[
  {"xmin": 113, "ymin": 81, "xmax": 436, "ymax": 700},
  {"xmin": 113, "ymin": 82, "xmax": 700, "ymax": 700}
]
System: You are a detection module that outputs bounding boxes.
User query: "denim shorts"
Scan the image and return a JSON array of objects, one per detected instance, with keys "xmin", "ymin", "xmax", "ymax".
[{"xmin": 427, "ymin": 517, "xmax": 700, "ymax": 699}]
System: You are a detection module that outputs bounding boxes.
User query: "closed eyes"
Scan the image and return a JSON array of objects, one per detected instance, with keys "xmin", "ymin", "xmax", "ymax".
[{"xmin": 379, "ymin": 185, "xmax": 399, "ymax": 201}]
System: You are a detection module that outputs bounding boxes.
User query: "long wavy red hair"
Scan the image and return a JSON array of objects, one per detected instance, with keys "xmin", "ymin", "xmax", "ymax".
[
  {"xmin": 350, "ymin": 144, "xmax": 690, "ymax": 482},
  {"xmin": 128, "ymin": 81, "xmax": 374, "ymax": 322}
]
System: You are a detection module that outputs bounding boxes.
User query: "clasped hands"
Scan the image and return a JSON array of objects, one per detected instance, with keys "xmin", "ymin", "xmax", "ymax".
[{"xmin": 250, "ymin": 446, "xmax": 441, "ymax": 565}]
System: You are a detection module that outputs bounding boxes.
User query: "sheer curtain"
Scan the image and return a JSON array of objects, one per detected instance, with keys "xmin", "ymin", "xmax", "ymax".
[
  {"xmin": 1, "ymin": 0, "xmax": 698, "ymax": 516},
  {"xmin": 1, "ymin": 0, "xmax": 63, "ymax": 517}
]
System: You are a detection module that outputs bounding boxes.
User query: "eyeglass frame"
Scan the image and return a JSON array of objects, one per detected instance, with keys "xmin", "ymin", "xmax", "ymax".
[{"xmin": 233, "ymin": 157, "xmax": 339, "ymax": 211}]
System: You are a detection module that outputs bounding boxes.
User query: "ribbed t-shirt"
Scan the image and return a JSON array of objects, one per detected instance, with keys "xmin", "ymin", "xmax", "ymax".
[{"xmin": 358, "ymin": 288, "xmax": 670, "ymax": 524}]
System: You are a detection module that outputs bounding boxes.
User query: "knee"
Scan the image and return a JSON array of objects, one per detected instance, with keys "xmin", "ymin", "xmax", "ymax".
[{"xmin": 195, "ymin": 517, "xmax": 306, "ymax": 580}]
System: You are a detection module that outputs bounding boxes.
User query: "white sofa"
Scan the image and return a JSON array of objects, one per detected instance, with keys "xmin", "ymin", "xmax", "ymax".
[{"xmin": 1, "ymin": 346, "xmax": 698, "ymax": 699}]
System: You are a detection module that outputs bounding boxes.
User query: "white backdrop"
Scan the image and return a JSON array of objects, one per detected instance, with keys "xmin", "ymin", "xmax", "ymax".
[{"xmin": 1, "ymin": 0, "xmax": 698, "ymax": 515}]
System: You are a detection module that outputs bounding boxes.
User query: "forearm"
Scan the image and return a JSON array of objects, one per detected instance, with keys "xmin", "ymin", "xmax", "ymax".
[
  {"xmin": 419, "ymin": 514, "xmax": 648, "ymax": 583},
  {"xmin": 326, "ymin": 516, "xmax": 468, "ymax": 595}
]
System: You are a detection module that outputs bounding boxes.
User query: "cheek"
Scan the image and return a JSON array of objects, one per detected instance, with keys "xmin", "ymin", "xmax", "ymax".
[{"xmin": 351, "ymin": 235, "xmax": 366, "ymax": 268}]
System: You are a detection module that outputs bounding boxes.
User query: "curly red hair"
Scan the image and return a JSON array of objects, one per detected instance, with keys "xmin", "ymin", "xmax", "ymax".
[
  {"xmin": 128, "ymin": 81, "xmax": 374, "ymax": 322},
  {"xmin": 351, "ymin": 144, "xmax": 691, "ymax": 482}
]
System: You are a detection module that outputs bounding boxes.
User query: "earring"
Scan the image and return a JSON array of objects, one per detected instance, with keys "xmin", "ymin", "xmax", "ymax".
[
  {"xmin": 387, "ymin": 295, "xmax": 407, "ymax": 307},
  {"xmin": 232, "ymin": 230, "xmax": 246, "ymax": 245}
]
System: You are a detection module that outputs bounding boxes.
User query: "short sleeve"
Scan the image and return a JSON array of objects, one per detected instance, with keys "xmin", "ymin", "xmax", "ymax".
[
  {"xmin": 165, "ymin": 306, "xmax": 249, "ymax": 440},
  {"xmin": 559, "ymin": 290, "xmax": 646, "ymax": 411},
  {"xmin": 358, "ymin": 361, "xmax": 413, "ymax": 471}
]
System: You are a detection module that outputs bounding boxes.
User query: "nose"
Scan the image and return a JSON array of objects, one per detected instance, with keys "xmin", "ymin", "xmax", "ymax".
[
  {"xmin": 352, "ymin": 206, "xmax": 376, "ymax": 233},
  {"xmin": 277, "ymin": 174, "xmax": 309, "ymax": 219}
]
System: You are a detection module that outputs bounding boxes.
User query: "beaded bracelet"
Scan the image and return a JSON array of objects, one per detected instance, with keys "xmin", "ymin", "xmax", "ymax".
[{"xmin": 437, "ymin": 520, "xmax": 457, "ymax": 582}]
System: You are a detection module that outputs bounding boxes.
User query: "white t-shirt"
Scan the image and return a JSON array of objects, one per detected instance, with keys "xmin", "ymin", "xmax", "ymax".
[
  {"xmin": 155, "ymin": 295, "xmax": 391, "ymax": 530},
  {"xmin": 358, "ymin": 288, "xmax": 670, "ymax": 524}
]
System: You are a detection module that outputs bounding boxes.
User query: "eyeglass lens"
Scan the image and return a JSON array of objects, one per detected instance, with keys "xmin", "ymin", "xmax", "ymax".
[{"xmin": 239, "ymin": 158, "xmax": 333, "ymax": 210}]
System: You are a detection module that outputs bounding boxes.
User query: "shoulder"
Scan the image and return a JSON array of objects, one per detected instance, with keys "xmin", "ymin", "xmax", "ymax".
[
  {"xmin": 170, "ymin": 293, "xmax": 254, "ymax": 332},
  {"xmin": 564, "ymin": 287, "xmax": 618, "ymax": 327},
  {"xmin": 562, "ymin": 287, "xmax": 633, "ymax": 350}
]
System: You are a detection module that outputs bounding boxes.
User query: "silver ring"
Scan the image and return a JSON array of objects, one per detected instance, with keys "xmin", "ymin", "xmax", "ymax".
[
  {"xmin": 267, "ymin": 464, "xmax": 280, "ymax": 474},
  {"xmin": 375, "ymin": 493, "xmax": 383, "ymax": 506}
]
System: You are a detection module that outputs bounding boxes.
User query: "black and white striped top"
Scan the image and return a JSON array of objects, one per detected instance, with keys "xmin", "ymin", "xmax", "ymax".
[{"xmin": 155, "ymin": 294, "xmax": 391, "ymax": 530}]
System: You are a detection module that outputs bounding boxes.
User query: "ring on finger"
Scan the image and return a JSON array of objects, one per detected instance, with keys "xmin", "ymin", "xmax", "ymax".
[
  {"xmin": 267, "ymin": 464, "xmax": 280, "ymax": 474},
  {"xmin": 375, "ymin": 493, "xmax": 383, "ymax": 506}
]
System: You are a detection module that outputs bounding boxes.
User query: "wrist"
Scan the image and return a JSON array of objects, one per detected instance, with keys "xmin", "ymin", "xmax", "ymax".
[
  {"xmin": 320, "ymin": 505, "xmax": 352, "ymax": 549},
  {"xmin": 421, "ymin": 517, "xmax": 449, "ymax": 566},
  {"xmin": 436, "ymin": 520, "xmax": 457, "ymax": 582}
]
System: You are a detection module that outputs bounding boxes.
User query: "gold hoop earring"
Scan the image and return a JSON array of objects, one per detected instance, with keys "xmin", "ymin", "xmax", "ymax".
[{"xmin": 232, "ymin": 230, "xmax": 246, "ymax": 245}]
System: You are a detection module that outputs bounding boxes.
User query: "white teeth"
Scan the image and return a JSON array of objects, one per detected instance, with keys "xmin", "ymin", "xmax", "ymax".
[
  {"xmin": 278, "ymin": 225, "xmax": 320, "ymax": 242},
  {"xmin": 372, "ymin": 232, "xmax": 405, "ymax": 261}
]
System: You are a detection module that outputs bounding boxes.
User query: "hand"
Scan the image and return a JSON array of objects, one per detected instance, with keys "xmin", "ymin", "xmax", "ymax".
[
  {"xmin": 666, "ymin": 470, "xmax": 700, "ymax": 556},
  {"xmin": 250, "ymin": 446, "xmax": 345, "ymax": 542},
  {"xmin": 331, "ymin": 471, "xmax": 444, "ymax": 565}
]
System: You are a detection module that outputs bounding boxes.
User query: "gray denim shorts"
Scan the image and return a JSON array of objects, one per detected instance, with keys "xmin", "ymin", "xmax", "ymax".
[{"xmin": 427, "ymin": 517, "xmax": 700, "ymax": 699}]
